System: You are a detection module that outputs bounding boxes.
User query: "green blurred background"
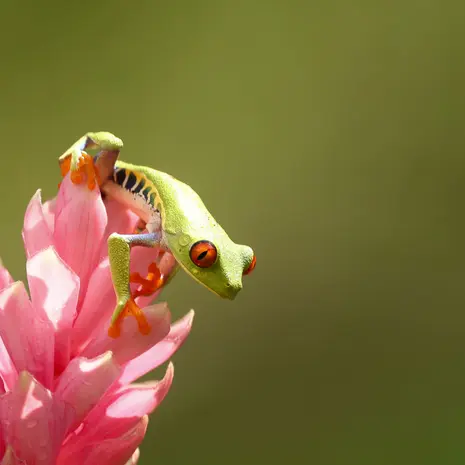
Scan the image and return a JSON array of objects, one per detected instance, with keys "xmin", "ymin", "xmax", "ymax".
[{"xmin": 1, "ymin": 1, "xmax": 465, "ymax": 464}]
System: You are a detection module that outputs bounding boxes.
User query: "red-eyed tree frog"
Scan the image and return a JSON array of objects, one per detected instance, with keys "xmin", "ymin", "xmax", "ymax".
[{"xmin": 59, "ymin": 131, "xmax": 256, "ymax": 338}]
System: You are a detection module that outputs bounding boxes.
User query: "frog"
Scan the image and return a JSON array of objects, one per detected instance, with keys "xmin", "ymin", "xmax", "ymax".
[{"xmin": 59, "ymin": 131, "xmax": 256, "ymax": 338}]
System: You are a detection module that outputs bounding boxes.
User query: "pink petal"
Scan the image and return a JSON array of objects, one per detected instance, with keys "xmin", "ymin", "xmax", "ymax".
[
  {"xmin": 22, "ymin": 190, "xmax": 53, "ymax": 259},
  {"xmin": 0, "ymin": 430, "xmax": 4, "ymax": 462},
  {"xmin": 0, "ymin": 261, "xmax": 13, "ymax": 292},
  {"xmin": 81, "ymin": 304, "xmax": 171, "ymax": 366},
  {"xmin": 58, "ymin": 362, "xmax": 173, "ymax": 461},
  {"xmin": 99, "ymin": 198, "xmax": 139, "ymax": 261},
  {"xmin": 42, "ymin": 198, "xmax": 56, "ymax": 234},
  {"xmin": 124, "ymin": 448, "xmax": 140, "ymax": 465},
  {"xmin": 1, "ymin": 446, "xmax": 25, "ymax": 465},
  {"xmin": 26, "ymin": 247, "xmax": 79, "ymax": 374},
  {"xmin": 119, "ymin": 310, "xmax": 194, "ymax": 385},
  {"xmin": 0, "ymin": 338, "xmax": 18, "ymax": 393},
  {"xmin": 0, "ymin": 283, "xmax": 54, "ymax": 388},
  {"xmin": 57, "ymin": 416, "xmax": 148, "ymax": 465},
  {"xmin": 0, "ymin": 372, "xmax": 74, "ymax": 465},
  {"xmin": 54, "ymin": 351, "xmax": 121, "ymax": 432},
  {"xmin": 53, "ymin": 175, "xmax": 107, "ymax": 303},
  {"xmin": 98, "ymin": 362, "xmax": 174, "ymax": 423},
  {"xmin": 71, "ymin": 258, "xmax": 115, "ymax": 354}
]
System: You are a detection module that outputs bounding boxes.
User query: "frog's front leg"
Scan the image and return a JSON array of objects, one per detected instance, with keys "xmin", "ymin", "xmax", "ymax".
[
  {"xmin": 107, "ymin": 231, "xmax": 165, "ymax": 338},
  {"xmin": 58, "ymin": 131, "xmax": 123, "ymax": 190}
]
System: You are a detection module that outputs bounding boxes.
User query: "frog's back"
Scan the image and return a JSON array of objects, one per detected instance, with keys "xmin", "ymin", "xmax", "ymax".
[{"xmin": 109, "ymin": 160, "xmax": 214, "ymax": 234}]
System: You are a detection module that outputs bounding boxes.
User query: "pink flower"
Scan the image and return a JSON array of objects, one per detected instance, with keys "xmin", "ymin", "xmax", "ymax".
[{"xmin": 0, "ymin": 174, "xmax": 194, "ymax": 464}]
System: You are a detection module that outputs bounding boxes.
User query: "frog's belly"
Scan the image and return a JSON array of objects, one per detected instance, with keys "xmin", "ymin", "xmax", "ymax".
[{"xmin": 101, "ymin": 180, "xmax": 157, "ymax": 226}]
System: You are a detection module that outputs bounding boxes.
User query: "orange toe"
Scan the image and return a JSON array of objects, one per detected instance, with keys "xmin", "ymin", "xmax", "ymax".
[
  {"xmin": 107, "ymin": 324, "xmax": 121, "ymax": 339},
  {"xmin": 83, "ymin": 154, "xmax": 101, "ymax": 190},
  {"xmin": 61, "ymin": 152, "xmax": 100, "ymax": 190},
  {"xmin": 59, "ymin": 156, "xmax": 71, "ymax": 177},
  {"xmin": 125, "ymin": 298, "xmax": 151, "ymax": 335},
  {"xmin": 107, "ymin": 298, "xmax": 151, "ymax": 339},
  {"xmin": 70, "ymin": 169, "xmax": 84, "ymax": 185},
  {"xmin": 130, "ymin": 261, "xmax": 165, "ymax": 298}
]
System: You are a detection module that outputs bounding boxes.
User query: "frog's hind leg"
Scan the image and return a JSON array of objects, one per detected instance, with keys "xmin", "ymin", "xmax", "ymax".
[
  {"xmin": 58, "ymin": 131, "xmax": 123, "ymax": 190},
  {"xmin": 107, "ymin": 231, "xmax": 165, "ymax": 338}
]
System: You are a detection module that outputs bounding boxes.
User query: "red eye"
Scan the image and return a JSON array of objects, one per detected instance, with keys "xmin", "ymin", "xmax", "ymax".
[
  {"xmin": 243, "ymin": 254, "xmax": 256, "ymax": 275},
  {"xmin": 190, "ymin": 241, "xmax": 218, "ymax": 268}
]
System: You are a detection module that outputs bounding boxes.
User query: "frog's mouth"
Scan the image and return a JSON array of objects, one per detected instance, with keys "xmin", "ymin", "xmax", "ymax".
[
  {"xmin": 200, "ymin": 282, "xmax": 241, "ymax": 300},
  {"xmin": 197, "ymin": 277, "xmax": 242, "ymax": 300},
  {"xmin": 175, "ymin": 259, "xmax": 242, "ymax": 300},
  {"xmin": 220, "ymin": 283, "xmax": 242, "ymax": 300}
]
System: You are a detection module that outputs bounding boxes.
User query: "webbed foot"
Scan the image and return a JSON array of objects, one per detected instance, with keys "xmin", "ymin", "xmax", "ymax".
[
  {"xmin": 107, "ymin": 297, "xmax": 151, "ymax": 339},
  {"xmin": 59, "ymin": 152, "xmax": 100, "ymax": 190},
  {"xmin": 130, "ymin": 257, "xmax": 166, "ymax": 298}
]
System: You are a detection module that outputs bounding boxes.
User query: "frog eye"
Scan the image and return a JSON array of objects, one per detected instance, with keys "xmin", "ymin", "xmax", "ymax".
[
  {"xmin": 190, "ymin": 241, "xmax": 218, "ymax": 268},
  {"xmin": 243, "ymin": 254, "xmax": 256, "ymax": 275}
]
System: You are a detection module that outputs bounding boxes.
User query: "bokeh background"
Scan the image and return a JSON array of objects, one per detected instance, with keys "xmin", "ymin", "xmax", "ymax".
[{"xmin": 1, "ymin": 1, "xmax": 465, "ymax": 464}]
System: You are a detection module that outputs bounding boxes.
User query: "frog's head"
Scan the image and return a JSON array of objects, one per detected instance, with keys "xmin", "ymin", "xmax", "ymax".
[{"xmin": 167, "ymin": 226, "xmax": 256, "ymax": 299}]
